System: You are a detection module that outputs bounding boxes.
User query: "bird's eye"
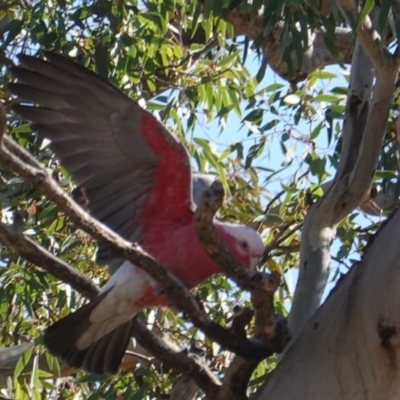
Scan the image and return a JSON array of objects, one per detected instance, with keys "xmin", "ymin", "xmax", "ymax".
[{"xmin": 240, "ymin": 241, "xmax": 249, "ymax": 250}]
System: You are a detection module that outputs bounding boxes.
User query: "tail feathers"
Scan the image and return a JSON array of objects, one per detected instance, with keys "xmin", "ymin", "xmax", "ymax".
[
  {"xmin": 44, "ymin": 291, "xmax": 109, "ymax": 356},
  {"xmin": 82, "ymin": 319, "xmax": 135, "ymax": 374},
  {"xmin": 44, "ymin": 290, "xmax": 136, "ymax": 374}
]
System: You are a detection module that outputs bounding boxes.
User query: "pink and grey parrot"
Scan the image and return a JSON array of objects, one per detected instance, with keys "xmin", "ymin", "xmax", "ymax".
[{"xmin": 8, "ymin": 53, "xmax": 264, "ymax": 375}]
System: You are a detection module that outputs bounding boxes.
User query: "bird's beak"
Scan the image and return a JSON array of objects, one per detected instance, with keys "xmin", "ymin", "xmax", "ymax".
[{"xmin": 250, "ymin": 256, "xmax": 261, "ymax": 270}]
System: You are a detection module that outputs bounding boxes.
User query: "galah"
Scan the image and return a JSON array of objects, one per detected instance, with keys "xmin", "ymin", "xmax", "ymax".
[{"xmin": 9, "ymin": 52, "xmax": 265, "ymax": 375}]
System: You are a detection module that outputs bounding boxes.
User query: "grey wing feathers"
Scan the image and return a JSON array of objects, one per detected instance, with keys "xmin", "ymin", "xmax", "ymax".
[{"xmin": 9, "ymin": 52, "xmax": 159, "ymax": 264}]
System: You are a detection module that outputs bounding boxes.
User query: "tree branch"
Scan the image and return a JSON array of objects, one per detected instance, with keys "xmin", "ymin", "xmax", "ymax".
[
  {"xmin": 336, "ymin": 1, "xmax": 397, "ymax": 75},
  {"xmin": 195, "ymin": 183, "xmax": 288, "ymax": 399},
  {"xmin": 0, "ymin": 137, "xmax": 252, "ymax": 355},
  {"xmin": 333, "ymin": 6, "xmax": 400, "ymax": 221},
  {"xmin": 216, "ymin": 356, "xmax": 259, "ymax": 400},
  {"xmin": 0, "ymin": 104, "xmax": 286, "ymax": 398},
  {"xmin": 170, "ymin": 375, "xmax": 199, "ymax": 400},
  {"xmin": 286, "ymin": 4, "xmax": 400, "ymax": 348},
  {"xmin": 0, "ymin": 219, "xmax": 98, "ymax": 299},
  {"xmin": 194, "ymin": 182, "xmax": 286, "ymax": 349},
  {"xmin": 214, "ymin": 307, "xmax": 257, "ymax": 400},
  {"xmin": 257, "ymin": 206, "xmax": 400, "ymax": 399},
  {"xmin": 225, "ymin": 7, "xmax": 354, "ymax": 82},
  {"xmin": 0, "ymin": 121, "xmax": 285, "ymax": 361},
  {"xmin": 132, "ymin": 321, "xmax": 221, "ymax": 396}
]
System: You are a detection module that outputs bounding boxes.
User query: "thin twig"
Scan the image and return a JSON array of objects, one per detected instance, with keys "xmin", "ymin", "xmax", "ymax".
[{"xmin": 262, "ymin": 223, "xmax": 302, "ymax": 263}]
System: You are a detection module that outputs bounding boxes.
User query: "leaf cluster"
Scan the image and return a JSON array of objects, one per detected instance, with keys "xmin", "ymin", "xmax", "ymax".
[{"xmin": 1, "ymin": 0, "xmax": 400, "ymax": 399}]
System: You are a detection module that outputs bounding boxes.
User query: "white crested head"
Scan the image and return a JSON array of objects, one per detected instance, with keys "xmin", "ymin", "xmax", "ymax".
[{"xmin": 219, "ymin": 222, "xmax": 264, "ymax": 257}]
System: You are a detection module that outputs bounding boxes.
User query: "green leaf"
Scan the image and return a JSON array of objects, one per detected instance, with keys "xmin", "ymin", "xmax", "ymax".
[
  {"xmin": 191, "ymin": 3, "xmax": 202, "ymax": 39},
  {"xmin": 314, "ymin": 94, "xmax": 344, "ymax": 103},
  {"xmin": 1, "ymin": 19, "xmax": 24, "ymax": 48},
  {"xmin": 261, "ymin": 119, "xmax": 280, "ymax": 132},
  {"xmin": 263, "ymin": 83, "xmax": 284, "ymax": 93},
  {"xmin": 308, "ymin": 70, "xmax": 338, "ymax": 80},
  {"xmin": 245, "ymin": 140, "xmax": 266, "ymax": 169},
  {"xmin": 14, "ymin": 346, "xmax": 33, "ymax": 380},
  {"xmin": 218, "ymin": 50, "xmax": 239, "ymax": 67},
  {"xmin": 139, "ymin": 12, "xmax": 166, "ymax": 33},
  {"xmin": 254, "ymin": 213, "xmax": 283, "ymax": 226},
  {"xmin": 310, "ymin": 122, "xmax": 323, "ymax": 140},
  {"xmin": 306, "ymin": 154, "xmax": 328, "ymax": 182},
  {"xmin": 356, "ymin": 0, "xmax": 374, "ymax": 31},
  {"xmin": 375, "ymin": 170, "xmax": 398, "ymax": 179},
  {"xmin": 242, "ymin": 109, "xmax": 264, "ymax": 124}
]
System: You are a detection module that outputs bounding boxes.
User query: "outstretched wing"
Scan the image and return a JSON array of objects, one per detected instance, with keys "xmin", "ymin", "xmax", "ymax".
[{"xmin": 9, "ymin": 52, "xmax": 194, "ymax": 264}]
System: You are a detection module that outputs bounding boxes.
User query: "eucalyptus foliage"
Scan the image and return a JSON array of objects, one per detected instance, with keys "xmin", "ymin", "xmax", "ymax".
[{"xmin": 0, "ymin": 0, "xmax": 399, "ymax": 399}]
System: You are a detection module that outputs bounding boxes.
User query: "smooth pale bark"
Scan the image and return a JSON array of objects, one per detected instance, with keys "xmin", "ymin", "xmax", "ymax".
[
  {"xmin": 286, "ymin": 37, "xmax": 373, "ymax": 348},
  {"xmin": 257, "ymin": 206, "xmax": 400, "ymax": 400},
  {"xmin": 286, "ymin": 5, "xmax": 400, "ymax": 349}
]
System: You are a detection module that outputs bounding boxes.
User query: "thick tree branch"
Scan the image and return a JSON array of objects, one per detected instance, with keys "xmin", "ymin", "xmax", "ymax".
[
  {"xmin": 170, "ymin": 375, "xmax": 199, "ymax": 400},
  {"xmin": 287, "ymin": 5, "xmax": 400, "ymax": 348},
  {"xmin": 0, "ymin": 104, "xmax": 286, "ymax": 397},
  {"xmin": 257, "ymin": 207, "xmax": 400, "ymax": 399},
  {"xmin": 336, "ymin": 38, "xmax": 374, "ymax": 180},
  {"xmin": 178, "ymin": 2, "xmax": 354, "ymax": 83},
  {"xmin": 333, "ymin": 6, "xmax": 400, "ymax": 221},
  {"xmin": 0, "ymin": 134, "xmax": 255, "ymax": 357},
  {"xmin": 216, "ymin": 356, "xmax": 259, "ymax": 400},
  {"xmin": 286, "ymin": 32, "xmax": 373, "ymax": 346}
]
